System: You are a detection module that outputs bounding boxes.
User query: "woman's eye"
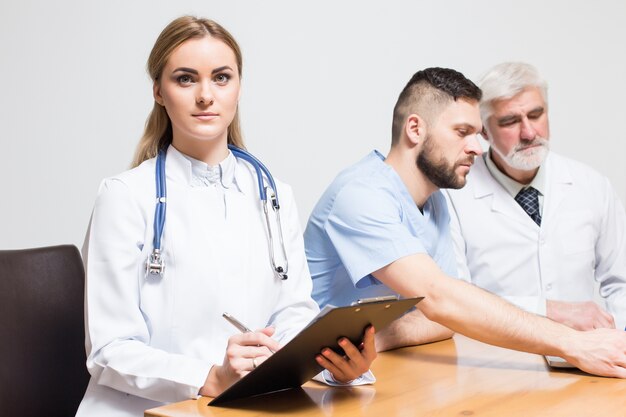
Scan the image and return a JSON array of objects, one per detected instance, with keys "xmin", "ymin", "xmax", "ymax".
[
  {"xmin": 177, "ymin": 75, "xmax": 194, "ymax": 84},
  {"xmin": 214, "ymin": 74, "xmax": 230, "ymax": 85}
]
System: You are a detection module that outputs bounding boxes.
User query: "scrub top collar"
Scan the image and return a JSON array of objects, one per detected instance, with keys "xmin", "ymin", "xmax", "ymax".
[{"xmin": 372, "ymin": 150, "xmax": 436, "ymax": 220}]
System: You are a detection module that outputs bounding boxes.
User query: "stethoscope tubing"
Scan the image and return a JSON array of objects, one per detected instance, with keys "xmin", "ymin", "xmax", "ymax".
[
  {"xmin": 228, "ymin": 145, "xmax": 279, "ymax": 208},
  {"xmin": 147, "ymin": 145, "xmax": 288, "ymax": 279},
  {"xmin": 153, "ymin": 148, "xmax": 167, "ymax": 251}
]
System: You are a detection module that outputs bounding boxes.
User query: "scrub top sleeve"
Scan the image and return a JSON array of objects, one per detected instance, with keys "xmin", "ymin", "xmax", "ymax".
[
  {"xmin": 267, "ymin": 183, "xmax": 320, "ymax": 344},
  {"xmin": 325, "ymin": 181, "xmax": 426, "ymax": 288},
  {"xmin": 85, "ymin": 178, "xmax": 212, "ymax": 403}
]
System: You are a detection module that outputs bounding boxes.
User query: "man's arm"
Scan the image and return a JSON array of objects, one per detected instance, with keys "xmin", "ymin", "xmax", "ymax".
[
  {"xmin": 375, "ymin": 308, "xmax": 453, "ymax": 352},
  {"xmin": 373, "ymin": 253, "xmax": 626, "ymax": 378}
]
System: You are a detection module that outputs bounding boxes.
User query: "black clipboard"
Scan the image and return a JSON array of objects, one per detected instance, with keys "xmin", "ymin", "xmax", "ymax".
[{"xmin": 210, "ymin": 296, "xmax": 423, "ymax": 406}]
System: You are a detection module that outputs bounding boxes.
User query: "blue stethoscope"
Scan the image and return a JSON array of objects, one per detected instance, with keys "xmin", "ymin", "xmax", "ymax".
[{"xmin": 145, "ymin": 144, "xmax": 289, "ymax": 280}]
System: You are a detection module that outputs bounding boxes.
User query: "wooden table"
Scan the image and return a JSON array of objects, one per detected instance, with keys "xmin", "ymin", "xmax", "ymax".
[{"xmin": 145, "ymin": 335, "xmax": 626, "ymax": 416}]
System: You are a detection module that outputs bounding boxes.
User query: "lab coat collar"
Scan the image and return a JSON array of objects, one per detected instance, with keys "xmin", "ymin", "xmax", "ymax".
[
  {"xmin": 469, "ymin": 154, "xmax": 531, "ymax": 223},
  {"xmin": 544, "ymin": 152, "xmax": 574, "ymax": 186},
  {"xmin": 469, "ymin": 151, "xmax": 573, "ymax": 224},
  {"xmin": 484, "ymin": 151, "xmax": 547, "ymax": 198},
  {"xmin": 232, "ymin": 156, "xmax": 256, "ymax": 197},
  {"xmin": 470, "ymin": 154, "xmax": 505, "ymax": 199},
  {"xmin": 164, "ymin": 145, "xmax": 193, "ymax": 185},
  {"xmin": 542, "ymin": 152, "xmax": 574, "ymax": 224},
  {"xmin": 472, "ymin": 151, "xmax": 571, "ymax": 197}
]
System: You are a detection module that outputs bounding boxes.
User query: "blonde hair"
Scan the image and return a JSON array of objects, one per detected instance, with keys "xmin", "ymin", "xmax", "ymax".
[{"xmin": 132, "ymin": 16, "xmax": 245, "ymax": 167}]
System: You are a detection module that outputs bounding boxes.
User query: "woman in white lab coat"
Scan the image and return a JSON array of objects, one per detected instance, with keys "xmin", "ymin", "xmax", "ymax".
[{"xmin": 75, "ymin": 16, "xmax": 376, "ymax": 417}]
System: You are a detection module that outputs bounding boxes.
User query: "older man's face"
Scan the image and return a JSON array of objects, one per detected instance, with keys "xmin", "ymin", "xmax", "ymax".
[{"xmin": 484, "ymin": 87, "xmax": 550, "ymax": 173}]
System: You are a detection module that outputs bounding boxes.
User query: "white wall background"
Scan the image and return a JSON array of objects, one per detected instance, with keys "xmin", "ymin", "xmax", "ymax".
[{"xmin": 1, "ymin": 0, "xmax": 625, "ymax": 249}]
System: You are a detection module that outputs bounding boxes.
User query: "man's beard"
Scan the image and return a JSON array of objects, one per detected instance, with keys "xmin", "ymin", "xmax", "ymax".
[
  {"xmin": 491, "ymin": 137, "xmax": 550, "ymax": 171},
  {"xmin": 416, "ymin": 135, "xmax": 473, "ymax": 190}
]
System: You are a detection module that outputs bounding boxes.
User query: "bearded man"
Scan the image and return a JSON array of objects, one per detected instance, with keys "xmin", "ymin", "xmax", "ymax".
[
  {"xmin": 445, "ymin": 62, "xmax": 626, "ymax": 332},
  {"xmin": 302, "ymin": 66, "xmax": 626, "ymax": 379}
]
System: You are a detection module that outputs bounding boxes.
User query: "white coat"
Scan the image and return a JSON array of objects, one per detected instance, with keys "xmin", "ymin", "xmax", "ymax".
[
  {"xmin": 75, "ymin": 146, "xmax": 319, "ymax": 417},
  {"xmin": 445, "ymin": 152, "xmax": 626, "ymax": 330}
]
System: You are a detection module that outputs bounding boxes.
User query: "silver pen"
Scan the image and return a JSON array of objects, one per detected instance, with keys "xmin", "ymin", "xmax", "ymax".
[
  {"xmin": 222, "ymin": 312, "xmax": 275, "ymax": 353},
  {"xmin": 222, "ymin": 312, "xmax": 253, "ymax": 333}
]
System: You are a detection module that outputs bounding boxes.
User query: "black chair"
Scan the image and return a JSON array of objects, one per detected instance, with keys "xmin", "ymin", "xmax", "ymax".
[{"xmin": 0, "ymin": 245, "xmax": 90, "ymax": 417}]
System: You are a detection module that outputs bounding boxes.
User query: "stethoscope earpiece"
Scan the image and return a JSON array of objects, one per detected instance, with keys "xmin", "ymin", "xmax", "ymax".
[{"xmin": 275, "ymin": 266, "xmax": 288, "ymax": 280}]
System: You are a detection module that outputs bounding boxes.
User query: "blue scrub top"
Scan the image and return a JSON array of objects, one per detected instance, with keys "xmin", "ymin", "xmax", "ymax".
[{"xmin": 304, "ymin": 150, "xmax": 457, "ymax": 307}]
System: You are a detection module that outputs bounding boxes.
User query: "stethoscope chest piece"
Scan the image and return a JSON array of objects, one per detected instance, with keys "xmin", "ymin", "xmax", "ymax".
[{"xmin": 146, "ymin": 249, "xmax": 165, "ymax": 277}]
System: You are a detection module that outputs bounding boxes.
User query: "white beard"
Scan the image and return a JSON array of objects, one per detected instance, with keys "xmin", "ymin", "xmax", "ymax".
[{"xmin": 491, "ymin": 137, "xmax": 550, "ymax": 171}]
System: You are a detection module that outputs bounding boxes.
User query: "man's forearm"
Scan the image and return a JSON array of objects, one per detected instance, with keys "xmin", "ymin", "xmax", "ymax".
[
  {"xmin": 374, "ymin": 253, "xmax": 574, "ymax": 357},
  {"xmin": 375, "ymin": 307, "xmax": 453, "ymax": 352}
]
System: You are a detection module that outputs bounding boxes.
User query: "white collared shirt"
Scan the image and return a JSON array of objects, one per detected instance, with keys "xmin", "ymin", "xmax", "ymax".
[
  {"xmin": 484, "ymin": 151, "xmax": 546, "ymax": 214},
  {"xmin": 183, "ymin": 149, "xmax": 239, "ymax": 189}
]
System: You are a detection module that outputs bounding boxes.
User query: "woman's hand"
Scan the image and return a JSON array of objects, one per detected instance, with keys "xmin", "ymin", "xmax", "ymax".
[
  {"xmin": 200, "ymin": 327, "xmax": 280, "ymax": 397},
  {"xmin": 315, "ymin": 325, "xmax": 377, "ymax": 383}
]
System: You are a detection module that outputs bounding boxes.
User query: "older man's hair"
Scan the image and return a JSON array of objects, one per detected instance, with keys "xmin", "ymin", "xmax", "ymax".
[
  {"xmin": 478, "ymin": 62, "xmax": 548, "ymax": 125},
  {"xmin": 391, "ymin": 67, "xmax": 482, "ymax": 146}
]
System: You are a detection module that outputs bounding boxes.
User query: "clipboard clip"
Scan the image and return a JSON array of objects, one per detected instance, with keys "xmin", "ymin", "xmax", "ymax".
[{"xmin": 351, "ymin": 295, "xmax": 399, "ymax": 306}]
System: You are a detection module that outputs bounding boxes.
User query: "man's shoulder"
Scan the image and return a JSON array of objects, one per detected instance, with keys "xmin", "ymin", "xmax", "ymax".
[
  {"xmin": 547, "ymin": 152, "xmax": 608, "ymax": 183},
  {"xmin": 308, "ymin": 152, "xmax": 399, "ymax": 227},
  {"xmin": 327, "ymin": 152, "xmax": 399, "ymax": 197}
]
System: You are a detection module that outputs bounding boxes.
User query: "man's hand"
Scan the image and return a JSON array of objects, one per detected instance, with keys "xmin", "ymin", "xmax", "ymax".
[
  {"xmin": 563, "ymin": 328, "xmax": 626, "ymax": 378},
  {"xmin": 547, "ymin": 300, "xmax": 615, "ymax": 330}
]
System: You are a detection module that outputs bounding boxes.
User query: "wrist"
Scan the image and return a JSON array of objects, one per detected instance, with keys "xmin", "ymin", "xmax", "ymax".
[
  {"xmin": 325, "ymin": 369, "xmax": 355, "ymax": 385},
  {"xmin": 547, "ymin": 323, "xmax": 578, "ymax": 358},
  {"xmin": 199, "ymin": 365, "xmax": 224, "ymax": 398}
]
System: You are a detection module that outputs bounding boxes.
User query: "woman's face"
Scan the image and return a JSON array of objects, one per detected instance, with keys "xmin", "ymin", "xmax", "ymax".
[{"xmin": 154, "ymin": 36, "xmax": 240, "ymax": 161}]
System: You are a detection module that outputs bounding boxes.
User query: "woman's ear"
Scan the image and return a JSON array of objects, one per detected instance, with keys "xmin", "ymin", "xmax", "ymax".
[{"xmin": 153, "ymin": 81, "xmax": 164, "ymax": 106}]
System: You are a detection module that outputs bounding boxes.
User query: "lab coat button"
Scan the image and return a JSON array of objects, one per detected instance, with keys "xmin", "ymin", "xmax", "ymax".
[{"xmin": 545, "ymin": 283, "xmax": 552, "ymax": 291}]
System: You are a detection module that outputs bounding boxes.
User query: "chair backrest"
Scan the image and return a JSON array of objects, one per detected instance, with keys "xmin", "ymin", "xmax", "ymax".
[{"xmin": 0, "ymin": 245, "xmax": 90, "ymax": 417}]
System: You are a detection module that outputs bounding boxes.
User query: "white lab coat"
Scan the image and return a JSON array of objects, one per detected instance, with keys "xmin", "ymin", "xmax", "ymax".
[
  {"xmin": 445, "ymin": 152, "xmax": 626, "ymax": 330},
  {"xmin": 76, "ymin": 146, "xmax": 319, "ymax": 417}
]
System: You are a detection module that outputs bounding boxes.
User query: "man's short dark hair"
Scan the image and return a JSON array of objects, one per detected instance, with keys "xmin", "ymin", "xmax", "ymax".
[{"xmin": 391, "ymin": 67, "xmax": 482, "ymax": 145}]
